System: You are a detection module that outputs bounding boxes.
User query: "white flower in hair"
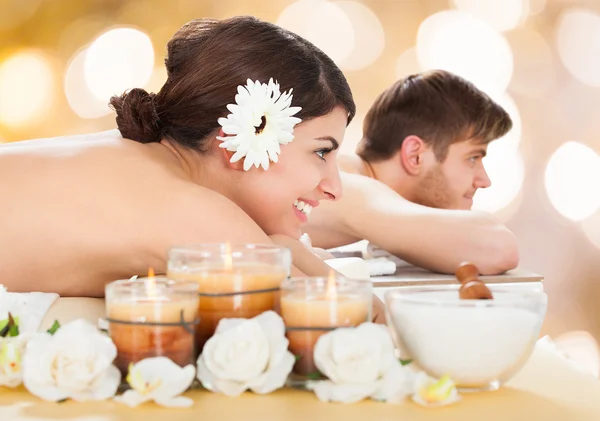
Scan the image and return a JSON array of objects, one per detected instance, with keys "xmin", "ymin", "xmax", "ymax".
[{"xmin": 217, "ymin": 78, "xmax": 302, "ymax": 171}]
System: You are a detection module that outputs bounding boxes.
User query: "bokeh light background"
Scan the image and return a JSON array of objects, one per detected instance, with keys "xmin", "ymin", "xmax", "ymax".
[{"xmin": 1, "ymin": 0, "xmax": 599, "ymax": 372}]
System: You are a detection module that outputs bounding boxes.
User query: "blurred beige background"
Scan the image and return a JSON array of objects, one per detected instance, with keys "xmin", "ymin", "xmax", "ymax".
[{"xmin": 1, "ymin": 0, "xmax": 599, "ymax": 370}]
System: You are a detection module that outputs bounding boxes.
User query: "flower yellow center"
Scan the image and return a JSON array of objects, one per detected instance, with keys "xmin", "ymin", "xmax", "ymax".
[
  {"xmin": 418, "ymin": 375, "xmax": 455, "ymax": 403},
  {"xmin": 0, "ymin": 342, "xmax": 21, "ymax": 374},
  {"xmin": 127, "ymin": 364, "xmax": 162, "ymax": 395}
]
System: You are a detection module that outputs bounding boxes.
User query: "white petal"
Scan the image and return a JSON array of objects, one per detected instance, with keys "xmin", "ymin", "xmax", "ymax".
[
  {"xmin": 260, "ymin": 153, "xmax": 270, "ymax": 171},
  {"xmin": 152, "ymin": 364, "xmax": 196, "ymax": 399},
  {"xmin": 203, "ymin": 320, "xmax": 268, "ymax": 382},
  {"xmin": 130, "ymin": 358, "xmax": 195, "ymax": 401},
  {"xmin": 254, "ymin": 311, "xmax": 287, "ymax": 367},
  {"xmin": 267, "ymin": 149, "xmax": 279, "ymax": 163},
  {"xmin": 85, "ymin": 365, "xmax": 121, "ymax": 401},
  {"xmin": 230, "ymin": 150, "xmax": 246, "ymax": 164},
  {"xmin": 313, "ymin": 381, "xmax": 379, "ymax": 404},
  {"xmin": 211, "ymin": 378, "xmax": 248, "ymax": 397},
  {"xmin": 114, "ymin": 390, "xmax": 151, "ymax": 408},
  {"xmin": 196, "ymin": 358, "xmax": 217, "ymax": 392},
  {"xmin": 221, "ymin": 125, "xmax": 240, "ymax": 135},
  {"xmin": 248, "ymin": 352, "xmax": 294, "ymax": 394},
  {"xmin": 313, "ymin": 331, "xmax": 339, "ymax": 382},
  {"xmin": 243, "ymin": 155, "xmax": 255, "ymax": 171},
  {"xmin": 277, "ymin": 132, "xmax": 294, "ymax": 144},
  {"xmin": 370, "ymin": 362, "xmax": 415, "ymax": 403},
  {"xmin": 285, "ymin": 107, "xmax": 302, "ymax": 118}
]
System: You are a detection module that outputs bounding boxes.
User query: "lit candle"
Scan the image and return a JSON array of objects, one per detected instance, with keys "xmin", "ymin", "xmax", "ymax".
[
  {"xmin": 167, "ymin": 244, "xmax": 291, "ymax": 352},
  {"xmin": 105, "ymin": 271, "xmax": 199, "ymax": 375},
  {"xmin": 280, "ymin": 273, "xmax": 372, "ymax": 377}
]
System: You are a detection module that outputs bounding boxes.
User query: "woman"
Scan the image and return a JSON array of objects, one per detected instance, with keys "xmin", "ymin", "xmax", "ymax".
[{"xmin": 0, "ymin": 17, "xmax": 357, "ymax": 299}]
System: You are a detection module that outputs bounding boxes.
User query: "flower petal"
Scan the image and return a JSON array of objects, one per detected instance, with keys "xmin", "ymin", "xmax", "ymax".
[
  {"xmin": 211, "ymin": 378, "xmax": 249, "ymax": 397},
  {"xmin": 196, "ymin": 357, "xmax": 217, "ymax": 392},
  {"xmin": 114, "ymin": 390, "xmax": 151, "ymax": 408},
  {"xmin": 248, "ymin": 352, "xmax": 294, "ymax": 394},
  {"xmin": 312, "ymin": 381, "xmax": 379, "ymax": 404},
  {"xmin": 84, "ymin": 364, "xmax": 121, "ymax": 401},
  {"xmin": 371, "ymin": 362, "xmax": 415, "ymax": 404},
  {"xmin": 412, "ymin": 372, "xmax": 461, "ymax": 408}
]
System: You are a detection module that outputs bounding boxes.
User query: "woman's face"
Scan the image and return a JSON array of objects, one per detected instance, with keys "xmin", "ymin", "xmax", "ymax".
[{"xmin": 233, "ymin": 106, "xmax": 348, "ymax": 238}]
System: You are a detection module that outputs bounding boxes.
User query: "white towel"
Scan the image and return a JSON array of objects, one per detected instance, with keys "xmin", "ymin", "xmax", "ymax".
[
  {"xmin": 324, "ymin": 257, "xmax": 371, "ymax": 280},
  {"xmin": 0, "ymin": 285, "xmax": 59, "ymax": 333}
]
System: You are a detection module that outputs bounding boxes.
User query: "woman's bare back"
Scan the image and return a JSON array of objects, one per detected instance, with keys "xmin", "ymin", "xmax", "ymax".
[{"xmin": 0, "ymin": 131, "xmax": 271, "ymax": 296}]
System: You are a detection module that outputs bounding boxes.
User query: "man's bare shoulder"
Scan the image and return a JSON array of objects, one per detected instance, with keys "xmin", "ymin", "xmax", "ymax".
[{"xmin": 338, "ymin": 172, "xmax": 401, "ymax": 204}]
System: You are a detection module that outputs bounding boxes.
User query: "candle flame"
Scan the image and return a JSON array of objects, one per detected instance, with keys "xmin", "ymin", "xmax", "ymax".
[
  {"xmin": 326, "ymin": 270, "xmax": 337, "ymax": 300},
  {"xmin": 146, "ymin": 267, "xmax": 157, "ymax": 297},
  {"xmin": 224, "ymin": 242, "xmax": 233, "ymax": 270}
]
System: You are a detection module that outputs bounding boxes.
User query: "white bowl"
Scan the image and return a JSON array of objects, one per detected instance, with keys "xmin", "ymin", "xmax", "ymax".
[{"xmin": 385, "ymin": 285, "xmax": 547, "ymax": 391}]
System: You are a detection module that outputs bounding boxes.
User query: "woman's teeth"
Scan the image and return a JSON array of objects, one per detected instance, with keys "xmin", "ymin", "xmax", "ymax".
[{"xmin": 294, "ymin": 200, "xmax": 312, "ymax": 216}]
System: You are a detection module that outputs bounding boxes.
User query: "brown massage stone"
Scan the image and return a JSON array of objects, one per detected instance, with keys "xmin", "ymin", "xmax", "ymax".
[
  {"xmin": 455, "ymin": 262, "xmax": 493, "ymax": 300},
  {"xmin": 459, "ymin": 280, "xmax": 493, "ymax": 300},
  {"xmin": 455, "ymin": 262, "xmax": 480, "ymax": 283}
]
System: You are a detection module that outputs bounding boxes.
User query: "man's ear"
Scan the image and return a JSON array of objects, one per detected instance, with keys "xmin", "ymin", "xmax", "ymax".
[
  {"xmin": 217, "ymin": 129, "xmax": 245, "ymax": 171},
  {"xmin": 399, "ymin": 135, "xmax": 427, "ymax": 176}
]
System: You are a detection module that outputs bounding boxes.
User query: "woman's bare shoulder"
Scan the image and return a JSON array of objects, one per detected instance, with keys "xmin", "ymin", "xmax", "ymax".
[
  {"xmin": 0, "ymin": 130, "xmax": 122, "ymax": 150},
  {"xmin": 157, "ymin": 182, "xmax": 271, "ymax": 245}
]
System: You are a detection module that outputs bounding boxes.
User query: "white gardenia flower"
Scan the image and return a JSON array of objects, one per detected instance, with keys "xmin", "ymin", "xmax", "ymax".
[
  {"xmin": 312, "ymin": 323, "xmax": 415, "ymax": 404},
  {"xmin": 22, "ymin": 319, "xmax": 121, "ymax": 402},
  {"xmin": 196, "ymin": 310, "xmax": 295, "ymax": 397},
  {"xmin": 412, "ymin": 372, "xmax": 460, "ymax": 407},
  {"xmin": 114, "ymin": 357, "xmax": 196, "ymax": 408},
  {"xmin": 0, "ymin": 334, "xmax": 33, "ymax": 388},
  {"xmin": 217, "ymin": 78, "xmax": 302, "ymax": 171}
]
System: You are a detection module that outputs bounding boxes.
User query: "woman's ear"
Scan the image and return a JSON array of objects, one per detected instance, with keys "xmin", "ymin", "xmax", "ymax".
[
  {"xmin": 217, "ymin": 129, "xmax": 245, "ymax": 171},
  {"xmin": 399, "ymin": 135, "xmax": 427, "ymax": 176}
]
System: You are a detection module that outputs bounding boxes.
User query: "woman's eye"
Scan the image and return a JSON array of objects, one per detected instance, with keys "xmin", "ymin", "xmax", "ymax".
[{"xmin": 315, "ymin": 149, "xmax": 331, "ymax": 160}]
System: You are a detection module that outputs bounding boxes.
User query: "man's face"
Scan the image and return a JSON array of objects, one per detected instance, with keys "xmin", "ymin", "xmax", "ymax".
[{"xmin": 413, "ymin": 139, "xmax": 491, "ymax": 210}]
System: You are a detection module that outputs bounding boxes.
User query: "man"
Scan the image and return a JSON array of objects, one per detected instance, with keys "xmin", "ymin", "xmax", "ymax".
[{"xmin": 305, "ymin": 70, "xmax": 518, "ymax": 275}]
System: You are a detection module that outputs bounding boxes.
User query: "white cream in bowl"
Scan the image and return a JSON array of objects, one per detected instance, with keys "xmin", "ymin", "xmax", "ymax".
[{"xmin": 386, "ymin": 289, "xmax": 547, "ymax": 389}]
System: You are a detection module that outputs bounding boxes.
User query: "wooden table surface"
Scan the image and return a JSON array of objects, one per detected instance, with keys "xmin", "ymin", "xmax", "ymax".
[{"xmin": 1, "ymin": 339, "xmax": 598, "ymax": 421}]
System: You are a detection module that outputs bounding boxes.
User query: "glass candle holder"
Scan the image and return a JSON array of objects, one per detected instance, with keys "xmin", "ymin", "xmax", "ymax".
[
  {"xmin": 105, "ymin": 277, "xmax": 199, "ymax": 376},
  {"xmin": 167, "ymin": 243, "xmax": 291, "ymax": 353},
  {"xmin": 280, "ymin": 276, "xmax": 372, "ymax": 381}
]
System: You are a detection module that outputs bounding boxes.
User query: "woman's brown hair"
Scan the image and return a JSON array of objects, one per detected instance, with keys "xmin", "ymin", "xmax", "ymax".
[
  {"xmin": 357, "ymin": 70, "xmax": 512, "ymax": 162},
  {"xmin": 110, "ymin": 16, "xmax": 355, "ymax": 148}
]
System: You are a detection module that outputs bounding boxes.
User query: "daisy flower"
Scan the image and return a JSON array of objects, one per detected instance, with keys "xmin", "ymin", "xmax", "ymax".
[{"xmin": 217, "ymin": 78, "xmax": 302, "ymax": 171}]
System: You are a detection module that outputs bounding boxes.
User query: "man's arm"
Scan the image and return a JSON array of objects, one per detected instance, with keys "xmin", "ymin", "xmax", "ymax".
[{"xmin": 307, "ymin": 173, "xmax": 519, "ymax": 275}]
